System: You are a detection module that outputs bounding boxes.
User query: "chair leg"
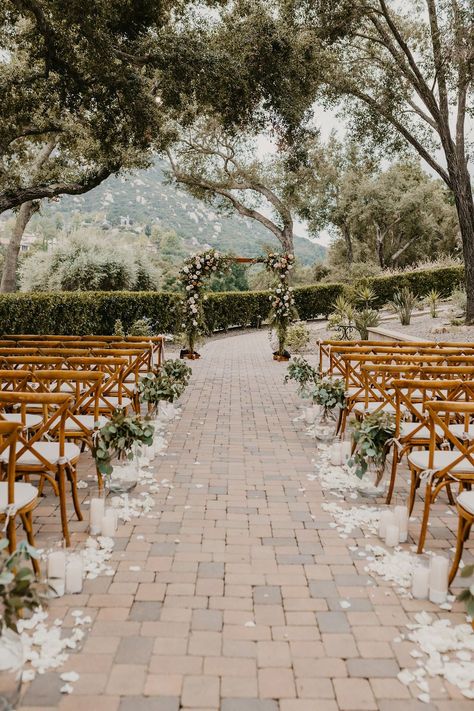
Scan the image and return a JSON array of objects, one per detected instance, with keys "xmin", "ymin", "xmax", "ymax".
[
  {"xmin": 57, "ymin": 463, "xmax": 70, "ymax": 547},
  {"xmin": 446, "ymin": 483, "xmax": 455, "ymax": 506},
  {"xmin": 67, "ymin": 465, "xmax": 83, "ymax": 522},
  {"xmin": 417, "ymin": 482, "xmax": 433, "ymax": 554},
  {"xmin": 7, "ymin": 514, "xmax": 17, "ymax": 554},
  {"xmin": 449, "ymin": 516, "xmax": 471, "ymax": 585},
  {"xmin": 20, "ymin": 511, "xmax": 40, "ymax": 576},
  {"xmin": 408, "ymin": 467, "xmax": 419, "ymax": 516},
  {"xmin": 386, "ymin": 449, "xmax": 399, "ymax": 505}
]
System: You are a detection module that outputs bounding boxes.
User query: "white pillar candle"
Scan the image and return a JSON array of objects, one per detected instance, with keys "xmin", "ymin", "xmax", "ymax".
[
  {"xmin": 330, "ymin": 442, "xmax": 342, "ymax": 466},
  {"xmin": 394, "ymin": 505, "xmax": 409, "ymax": 543},
  {"xmin": 378, "ymin": 510, "xmax": 395, "ymax": 539},
  {"xmin": 412, "ymin": 565, "xmax": 430, "ymax": 599},
  {"xmin": 341, "ymin": 440, "xmax": 352, "ymax": 464},
  {"xmin": 47, "ymin": 550, "xmax": 66, "ymax": 597},
  {"xmin": 100, "ymin": 510, "xmax": 116, "ymax": 538},
  {"xmin": 65, "ymin": 554, "xmax": 83, "ymax": 594},
  {"xmin": 105, "ymin": 506, "xmax": 118, "ymax": 531},
  {"xmin": 429, "ymin": 555, "xmax": 449, "ymax": 603},
  {"xmin": 90, "ymin": 497, "xmax": 105, "ymax": 535},
  {"xmin": 385, "ymin": 522, "xmax": 400, "ymax": 548}
]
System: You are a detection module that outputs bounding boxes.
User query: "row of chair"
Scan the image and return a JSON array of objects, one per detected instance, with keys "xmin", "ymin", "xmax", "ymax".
[
  {"xmin": 0, "ymin": 334, "xmax": 162, "ymax": 553},
  {"xmin": 318, "ymin": 339, "xmax": 474, "ymax": 584}
]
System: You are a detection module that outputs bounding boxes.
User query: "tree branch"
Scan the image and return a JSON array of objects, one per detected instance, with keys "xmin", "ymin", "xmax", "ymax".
[
  {"xmin": 0, "ymin": 165, "xmax": 115, "ymax": 213},
  {"xmin": 347, "ymin": 86, "xmax": 451, "ymax": 186}
]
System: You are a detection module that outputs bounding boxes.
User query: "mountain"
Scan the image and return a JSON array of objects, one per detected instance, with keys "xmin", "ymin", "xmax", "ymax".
[{"xmin": 51, "ymin": 161, "xmax": 326, "ymax": 265}]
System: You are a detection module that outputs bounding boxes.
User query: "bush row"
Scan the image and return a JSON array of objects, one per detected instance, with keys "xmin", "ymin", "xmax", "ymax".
[{"xmin": 0, "ymin": 265, "xmax": 464, "ymax": 335}]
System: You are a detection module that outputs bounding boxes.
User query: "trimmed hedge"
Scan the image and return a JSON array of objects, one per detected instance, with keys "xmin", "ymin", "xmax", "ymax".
[
  {"xmin": 0, "ymin": 265, "xmax": 464, "ymax": 335},
  {"xmin": 366, "ymin": 265, "xmax": 464, "ymax": 307}
]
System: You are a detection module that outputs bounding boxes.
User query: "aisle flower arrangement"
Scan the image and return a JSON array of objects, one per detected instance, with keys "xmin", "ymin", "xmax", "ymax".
[
  {"xmin": 264, "ymin": 252, "xmax": 297, "ymax": 360},
  {"xmin": 179, "ymin": 249, "xmax": 230, "ymax": 358}
]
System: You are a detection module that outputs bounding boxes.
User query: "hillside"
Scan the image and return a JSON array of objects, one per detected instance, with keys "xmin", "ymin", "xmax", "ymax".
[{"xmin": 51, "ymin": 161, "xmax": 326, "ymax": 265}]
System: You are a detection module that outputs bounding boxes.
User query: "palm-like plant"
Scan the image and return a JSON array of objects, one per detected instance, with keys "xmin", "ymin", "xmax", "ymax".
[{"xmin": 389, "ymin": 287, "xmax": 418, "ymax": 326}]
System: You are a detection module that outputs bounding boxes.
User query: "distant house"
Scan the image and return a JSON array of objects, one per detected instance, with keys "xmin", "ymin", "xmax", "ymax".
[{"xmin": 20, "ymin": 232, "xmax": 38, "ymax": 252}]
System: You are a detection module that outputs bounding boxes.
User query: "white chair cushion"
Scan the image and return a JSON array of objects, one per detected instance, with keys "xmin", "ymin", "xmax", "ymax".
[
  {"xmin": 449, "ymin": 424, "xmax": 474, "ymax": 439},
  {"xmin": 408, "ymin": 449, "xmax": 474, "ymax": 474},
  {"xmin": 457, "ymin": 490, "xmax": 474, "ymax": 515},
  {"xmin": 101, "ymin": 396, "xmax": 132, "ymax": 409},
  {"xmin": 399, "ymin": 422, "xmax": 444, "ymax": 440},
  {"xmin": 65, "ymin": 415, "xmax": 108, "ymax": 432},
  {"xmin": 2, "ymin": 413, "xmax": 43, "ymax": 429},
  {"xmin": 0, "ymin": 482, "xmax": 37, "ymax": 512},
  {"xmin": 0, "ymin": 441, "xmax": 81, "ymax": 467},
  {"xmin": 352, "ymin": 402, "xmax": 401, "ymax": 415}
]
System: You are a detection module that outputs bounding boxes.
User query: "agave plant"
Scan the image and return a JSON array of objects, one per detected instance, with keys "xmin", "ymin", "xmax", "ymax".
[
  {"xmin": 354, "ymin": 309, "xmax": 380, "ymax": 340},
  {"xmin": 426, "ymin": 289, "xmax": 441, "ymax": 318},
  {"xmin": 328, "ymin": 295, "xmax": 355, "ymax": 340},
  {"xmin": 354, "ymin": 285, "xmax": 376, "ymax": 310},
  {"xmin": 389, "ymin": 287, "xmax": 418, "ymax": 326}
]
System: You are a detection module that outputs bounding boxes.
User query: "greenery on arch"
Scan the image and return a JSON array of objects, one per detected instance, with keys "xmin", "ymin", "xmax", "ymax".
[{"xmin": 178, "ymin": 249, "xmax": 298, "ymax": 358}]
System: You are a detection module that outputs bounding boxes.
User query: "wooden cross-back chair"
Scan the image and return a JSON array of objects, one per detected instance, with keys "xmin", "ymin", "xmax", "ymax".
[
  {"xmin": 0, "ymin": 348, "xmax": 43, "ymax": 357},
  {"xmin": 65, "ymin": 356, "xmax": 130, "ymax": 414},
  {"xmin": 0, "ymin": 421, "xmax": 39, "ymax": 569},
  {"xmin": 0, "ymin": 369, "xmax": 44, "ymax": 431},
  {"xmin": 32, "ymin": 369, "xmax": 107, "ymax": 454},
  {"xmin": 328, "ymin": 346, "xmax": 419, "ymax": 379},
  {"xmin": 386, "ymin": 378, "xmax": 466, "ymax": 504},
  {"xmin": 92, "ymin": 349, "xmax": 148, "ymax": 410},
  {"xmin": 0, "ymin": 392, "xmax": 82, "ymax": 546},
  {"xmin": 319, "ymin": 340, "xmax": 435, "ymax": 375},
  {"xmin": 39, "ymin": 348, "xmax": 93, "ymax": 358},
  {"xmin": 9, "ymin": 334, "xmax": 78, "ymax": 341},
  {"xmin": 342, "ymin": 353, "xmax": 445, "ymax": 415},
  {"xmin": 1, "ymin": 356, "xmax": 65, "ymax": 371},
  {"xmin": 449, "ymin": 490, "xmax": 474, "ymax": 585},
  {"xmin": 408, "ymin": 400, "xmax": 474, "ymax": 554},
  {"xmin": 0, "ymin": 369, "xmax": 34, "ymax": 392}
]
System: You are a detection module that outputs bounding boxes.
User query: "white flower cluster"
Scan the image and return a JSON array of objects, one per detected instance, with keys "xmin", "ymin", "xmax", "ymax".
[
  {"xmin": 264, "ymin": 252, "xmax": 295, "ymax": 280},
  {"xmin": 180, "ymin": 249, "xmax": 228, "ymax": 335},
  {"xmin": 269, "ymin": 284, "xmax": 295, "ymax": 320}
]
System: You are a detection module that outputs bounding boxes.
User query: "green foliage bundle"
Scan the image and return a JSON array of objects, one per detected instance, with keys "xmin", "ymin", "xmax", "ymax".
[
  {"xmin": 284, "ymin": 357, "xmax": 319, "ymax": 397},
  {"xmin": 0, "ymin": 541, "xmax": 43, "ymax": 633},
  {"xmin": 138, "ymin": 359, "xmax": 192, "ymax": 410},
  {"xmin": 349, "ymin": 412, "xmax": 396, "ymax": 481},
  {"xmin": 93, "ymin": 409, "xmax": 154, "ymax": 476},
  {"xmin": 456, "ymin": 565, "xmax": 474, "ymax": 619},
  {"xmin": 310, "ymin": 376, "xmax": 346, "ymax": 415}
]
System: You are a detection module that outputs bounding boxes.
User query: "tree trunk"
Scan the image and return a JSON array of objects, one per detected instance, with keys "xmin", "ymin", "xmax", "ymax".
[
  {"xmin": 341, "ymin": 223, "xmax": 353, "ymax": 264},
  {"xmin": 0, "ymin": 201, "xmax": 38, "ymax": 292},
  {"xmin": 281, "ymin": 223, "xmax": 294, "ymax": 253},
  {"xmin": 452, "ymin": 176, "xmax": 474, "ymax": 323},
  {"xmin": 374, "ymin": 223, "xmax": 385, "ymax": 269}
]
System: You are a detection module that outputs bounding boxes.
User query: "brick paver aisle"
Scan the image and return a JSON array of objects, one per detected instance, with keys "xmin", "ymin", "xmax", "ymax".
[{"xmin": 20, "ymin": 331, "xmax": 470, "ymax": 711}]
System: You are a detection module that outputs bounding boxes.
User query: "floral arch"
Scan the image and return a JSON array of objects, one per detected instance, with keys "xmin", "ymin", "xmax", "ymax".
[{"xmin": 179, "ymin": 248, "xmax": 297, "ymax": 360}]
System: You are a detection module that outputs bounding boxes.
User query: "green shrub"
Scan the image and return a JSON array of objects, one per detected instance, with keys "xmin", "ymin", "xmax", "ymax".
[{"xmin": 0, "ymin": 265, "xmax": 464, "ymax": 335}]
